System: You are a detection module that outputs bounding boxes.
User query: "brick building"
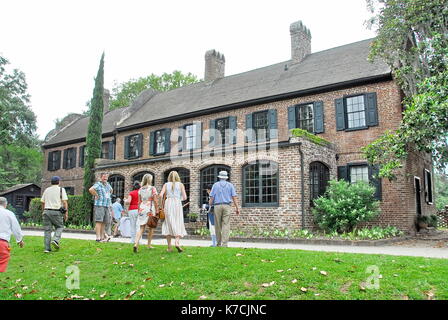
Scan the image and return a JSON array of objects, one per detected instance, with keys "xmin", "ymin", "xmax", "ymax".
[{"xmin": 41, "ymin": 20, "xmax": 435, "ymax": 232}]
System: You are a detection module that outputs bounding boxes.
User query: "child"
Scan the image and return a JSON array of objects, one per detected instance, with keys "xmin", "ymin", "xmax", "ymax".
[{"xmin": 205, "ymin": 184, "xmax": 217, "ymax": 247}]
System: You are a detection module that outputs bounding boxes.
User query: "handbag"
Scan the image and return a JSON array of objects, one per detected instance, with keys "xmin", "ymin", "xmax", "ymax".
[
  {"xmin": 146, "ymin": 215, "xmax": 159, "ymax": 228},
  {"xmin": 158, "ymin": 192, "xmax": 166, "ymax": 220}
]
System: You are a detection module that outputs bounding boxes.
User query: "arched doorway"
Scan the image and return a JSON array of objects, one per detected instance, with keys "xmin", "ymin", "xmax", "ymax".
[
  {"xmin": 132, "ymin": 171, "xmax": 156, "ymax": 185},
  {"xmin": 309, "ymin": 162, "xmax": 330, "ymax": 204},
  {"xmin": 164, "ymin": 168, "xmax": 190, "ymax": 217},
  {"xmin": 108, "ymin": 174, "xmax": 125, "ymax": 201},
  {"xmin": 199, "ymin": 165, "xmax": 231, "ymax": 206}
]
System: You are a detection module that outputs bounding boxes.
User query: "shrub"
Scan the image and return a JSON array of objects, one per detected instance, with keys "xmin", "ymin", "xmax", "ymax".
[
  {"xmin": 27, "ymin": 196, "xmax": 92, "ymax": 226},
  {"xmin": 312, "ymin": 179, "xmax": 381, "ymax": 233},
  {"xmin": 428, "ymin": 214, "xmax": 439, "ymax": 228}
]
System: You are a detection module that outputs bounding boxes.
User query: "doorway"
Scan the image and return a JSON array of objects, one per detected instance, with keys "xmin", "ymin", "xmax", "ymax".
[{"xmin": 414, "ymin": 177, "xmax": 422, "ymax": 216}]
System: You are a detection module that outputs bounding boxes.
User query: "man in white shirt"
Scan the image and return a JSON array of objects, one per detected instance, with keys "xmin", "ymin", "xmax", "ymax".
[
  {"xmin": 0, "ymin": 197, "xmax": 24, "ymax": 272},
  {"xmin": 41, "ymin": 176, "xmax": 68, "ymax": 252}
]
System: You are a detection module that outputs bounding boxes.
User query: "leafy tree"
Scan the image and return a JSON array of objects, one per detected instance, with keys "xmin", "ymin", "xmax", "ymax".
[
  {"xmin": 362, "ymin": 0, "xmax": 448, "ymax": 179},
  {"xmin": 83, "ymin": 53, "xmax": 105, "ymax": 214},
  {"xmin": 0, "ymin": 55, "xmax": 42, "ymax": 191},
  {"xmin": 109, "ymin": 70, "xmax": 199, "ymax": 110},
  {"xmin": 435, "ymin": 172, "xmax": 448, "ymax": 211}
]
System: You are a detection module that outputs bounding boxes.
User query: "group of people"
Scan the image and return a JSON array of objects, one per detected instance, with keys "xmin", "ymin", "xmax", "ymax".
[{"xmin": 0, "ymin": 169, "xmax": 240, "ymax": 272}]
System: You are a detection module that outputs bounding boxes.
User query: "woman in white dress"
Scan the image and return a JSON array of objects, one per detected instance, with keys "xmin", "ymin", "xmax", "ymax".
[
  {"xmin": 160, "ymin": 171, "xmax": 187, "ymax": 252},
  {"xmin": 133, "ymin": 173, "xmax": 159, "ymax": 253}
]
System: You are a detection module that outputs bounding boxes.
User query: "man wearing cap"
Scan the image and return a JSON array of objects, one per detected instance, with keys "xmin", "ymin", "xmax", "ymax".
[
  {"xmin": 208, "ymin": 171, "xmax": 240, "ymax": 247},
  {"xmin": 41, "ymin": 176, "xmax": 69, "ymax": 252},
  {"xmin": 0, "ymin": 197, "xmax": 24, "ymax": 272}
]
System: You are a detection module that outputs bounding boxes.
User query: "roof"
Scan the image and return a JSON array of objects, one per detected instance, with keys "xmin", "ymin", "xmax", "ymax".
[
  {"xmin": 0, "ymin": 184, "xmax": 41, "ymax": 196},
  {"xmin": 43, "ymin": 38, "xmax": 390, "ymax": 147}
]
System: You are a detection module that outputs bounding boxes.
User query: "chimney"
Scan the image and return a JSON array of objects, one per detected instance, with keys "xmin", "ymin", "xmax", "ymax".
[
  {"xmin": 204, "ymin": 49, "xmax": 225, "ymax": 82},
  {"xmin": 290, "ymin": 20, "xmax": 311, "ymax": 64},
  {"xmin": 103, "ymin": 89, "xmax": 110, "ymax": 114}
]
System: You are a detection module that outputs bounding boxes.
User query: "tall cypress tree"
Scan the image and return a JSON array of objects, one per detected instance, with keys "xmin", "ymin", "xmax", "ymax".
[{"xmin": 83, "ymin": 53, "xmax": 105, "ymax": 220}]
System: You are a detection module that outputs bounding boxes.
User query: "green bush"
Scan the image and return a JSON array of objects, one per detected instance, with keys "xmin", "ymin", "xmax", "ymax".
[
  {"xmin": 27, "ymin": 196, "xmax": 92, "ymax": 226},
  {"xmin": 312, "ymin": 179, "xmax": 381, "ymax": 233}
]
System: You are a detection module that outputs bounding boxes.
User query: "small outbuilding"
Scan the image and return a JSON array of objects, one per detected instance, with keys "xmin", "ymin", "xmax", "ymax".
[{"xmin": 0, "ymin": 184, "xmax": 41, "ymax": 218}]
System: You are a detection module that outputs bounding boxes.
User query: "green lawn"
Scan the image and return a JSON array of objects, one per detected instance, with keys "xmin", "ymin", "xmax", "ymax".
[{"xmin": 0, "ymin": 236, "xmax": 446, "ymax": 300}]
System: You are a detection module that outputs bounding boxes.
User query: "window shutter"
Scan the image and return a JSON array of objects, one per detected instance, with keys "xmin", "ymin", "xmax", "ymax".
[
  {"xmin": 164, "ymin": 128, "xmax": 171, "ymax": 153},
  {"xmin": 195, "ymin": 122, "xmax": 202, "ymax": 150},
  {"xmin": 108, "ymin": 141, "xmax": 114, "ymax": 160},
  {"xmin": 63, "ymin": 150, "xmax": 68, "ymax": 169},
  {"xmin": 54, "ymin": 151, "xmax": 61, "ymax": 170},
  {"xmin": 369, "ymin": 164, "xmax": 382, "ymax": 200},
  {"xmin": 178, "ymin": 126, "xmax": 184, "ymax": 152},
  {"xmin": 229, "ymin": 116, "xmax": 237, "ymax": 144},
  {"xmin": 79, "ymin": 146, "xmax": 85, "ymax": 167},
  {"xmin": 124, "ymin": 136, "xmax": 130, "ymax": 159},
  {"xmin": 209, "ymin": 119, "xmax": 216, "ymax": 147},
  {"xmin": 337, "ymin": 165, "xmax": 348, "ymax": 181},
  {"xmin": 313, "ymin": 101, "xmax": 324, "ymax": 134},
  {"xmin": 137, "ymin": 133, "xmax": 143, "ymax": 158},
  {"xmin": 72, "ymin": 148, "xmax": 77, "ymax": 168},
  {"xmin": 288, "ymin": 106, "xmax": 297, "ymax": 130},
  {"xmin": 268, "ymin": 109, "xmax": 278, "ymax": 139},
  {"xmin": 335, "ymin": 98, "xmax": 346, "ymax": 131},
  {"xmin": 48, "ymin": 152, "xmax": 53, "ymax": 171},
  {"xmin": 149, "ymin": 131, "xmax": 156, "ymax": 155},
  {"xmin": 365, "ymin": 92, "xmax": 379, "ymax": 127},
  {"xmin": 245, "ymin": 114, "xmax": 254, "ymax": 143}
]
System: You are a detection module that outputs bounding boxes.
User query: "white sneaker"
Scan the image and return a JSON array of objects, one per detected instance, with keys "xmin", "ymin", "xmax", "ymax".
[{"xmin": 44, "ymin": 250, "xmax": 51, "ymax": 253}]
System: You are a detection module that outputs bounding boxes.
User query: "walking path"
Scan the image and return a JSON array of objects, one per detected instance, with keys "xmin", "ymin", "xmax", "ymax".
[{"xmin": 22, "ymin": 230, "xmax": 448, "ymax": 259}]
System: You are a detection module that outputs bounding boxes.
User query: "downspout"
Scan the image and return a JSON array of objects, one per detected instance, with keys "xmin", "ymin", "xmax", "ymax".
[{"xmin": 298, "ymin": 142, "xmax": 305, "ymax": 229}]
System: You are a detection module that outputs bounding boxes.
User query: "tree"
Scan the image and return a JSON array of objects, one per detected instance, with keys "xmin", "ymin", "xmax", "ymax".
[
  {"xmin": 435, "ymin": 172, "xmax": 448, "ymax": 211},
  {"xmin": 0, "ymin": 55, "xmax": 42, "ymax": 191},
  {"xmin": 83, "ymin": 53, "xmax": 105, "ymax": 213},
  {"xmin": 362, "ymin": 0, "xmax": 448, "ymax": 179},
  {"xmin": 109, "ymin": 70, "xmax": 199, "ymax": 110}
]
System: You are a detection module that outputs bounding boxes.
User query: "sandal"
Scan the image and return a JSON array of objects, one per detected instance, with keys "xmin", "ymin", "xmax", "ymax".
[
  {"xmin": 133, "ymin": 246, "xmax": 138, "ymax": 253},
  {"xmin": 175, "ymin": 246, "xmax": 184, "ymax": 253}
]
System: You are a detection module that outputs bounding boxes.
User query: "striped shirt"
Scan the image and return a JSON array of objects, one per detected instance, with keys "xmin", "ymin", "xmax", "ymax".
[{"xmin": 93, "ymin": 182, "xmax": 113, "ymax": 207}]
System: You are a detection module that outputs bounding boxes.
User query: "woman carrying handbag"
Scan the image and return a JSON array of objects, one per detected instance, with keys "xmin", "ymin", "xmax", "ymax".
[{"xmin": 133, "ymin": 173, "xmax": 159, "ymax": 253}]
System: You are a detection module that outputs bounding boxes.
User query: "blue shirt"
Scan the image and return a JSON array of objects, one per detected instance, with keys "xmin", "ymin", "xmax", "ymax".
[
  {"xmin": 93, "ymin": 181, "xmax": 113, "ymax": 207},
  {"xmin": 112, "ymin": 202, "xmax": 123, "ymax": 220},
  {"xmin": 210, "ymin": 180, "xmax": 237, "ymax": 204}
]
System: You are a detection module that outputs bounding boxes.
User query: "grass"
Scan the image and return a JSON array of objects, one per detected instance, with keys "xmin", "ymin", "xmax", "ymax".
[{"xmin": 0, "ymin": 236, "xmax": 447, "ymax": 300}]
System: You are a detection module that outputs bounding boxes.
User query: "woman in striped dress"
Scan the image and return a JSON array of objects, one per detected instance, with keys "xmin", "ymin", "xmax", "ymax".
[{"xmin": 160, "ymin": 171, "xmax": 187, "ymax": 252}]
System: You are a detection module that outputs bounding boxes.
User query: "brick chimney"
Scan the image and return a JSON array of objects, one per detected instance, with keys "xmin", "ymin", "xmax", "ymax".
[
  {"xmin": 290, "ymin": 20, "xmax": 311, "ymax": 64},
  {"xmin": 204, "ymin": 49, "xmax": 225, "ymax": 82},
  {"xmin": 103, "ymin": 89, "xmax": 110, "ymax": 114}
]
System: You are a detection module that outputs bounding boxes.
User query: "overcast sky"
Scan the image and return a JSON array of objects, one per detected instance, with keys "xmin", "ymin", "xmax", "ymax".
[{"xmin": 1, "ymin": 0, "xmax": 377, "ymax": 140}]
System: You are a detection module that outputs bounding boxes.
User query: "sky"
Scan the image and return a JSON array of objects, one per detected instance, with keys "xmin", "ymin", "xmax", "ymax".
[{"xmin": 1, "ymin": 0, "xmax": 377, "ymax": 140}]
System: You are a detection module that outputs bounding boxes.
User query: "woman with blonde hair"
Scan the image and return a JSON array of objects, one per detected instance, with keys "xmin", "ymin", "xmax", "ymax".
[
  {"xmin": 133, "ymin": 173, "xmax": 159, "ymax": 253},
  {"xmin": 160, "ymin": 171, "xmax": 187, "ymax": 252}
]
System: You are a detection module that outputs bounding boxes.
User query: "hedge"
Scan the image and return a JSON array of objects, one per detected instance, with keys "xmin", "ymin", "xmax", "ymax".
[{"xmin": 27, "ymin": 196, "xmax": 92, "ymax": 226}]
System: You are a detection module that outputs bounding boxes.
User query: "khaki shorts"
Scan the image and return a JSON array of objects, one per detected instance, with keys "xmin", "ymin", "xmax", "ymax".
[{"xmin": 94, "ymin": 206, "xmax": 110, "ymax": 223}]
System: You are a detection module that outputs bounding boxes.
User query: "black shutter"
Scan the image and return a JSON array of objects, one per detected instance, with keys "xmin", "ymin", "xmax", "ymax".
[
  {"xmin": 209, "ymin": 119, "xmax": 216, "ymax": 147},
  {"xmin": 48, "ymin": 152, "xmax": 53, "ymax": 171},
  {"xmin": 335, "ymin": 98, "xmax": 346, "ymax": 131},
  {"xmin": 149, "ymin": 131, "xmax": 156, "ymax": 155},
  {"xmin": 164, "ymin": 128, "xmax": 171, "ymax": 153},
  {"xmin": 268, "ymin": 109, "xmax": 278, "ymax": 139},
  {"xmin": 63, "ymin": 150, "xmax": 68, "ymax": 169},
  {"xmin": 108, "ymin": 141, "xmax": 114, "ymax": 160},
  {"xmin": 79, "ymin": 146, "xmax": 85, "ymax": 167},
  {"xmin": 337, "ymin": 165, "xmax": 349, "ymax": 181},
  {"xmin": 369, "ymin": 164, "xmax": 382, "ymax": 200},
  {"xmin": 229, "ymin": 116, "xmax": 237, "ymax": 144},
  {"xmin": 313, "ymin": 101, "xmax": 324, "ymax": 134},
  {"xmin": 178, "ymin": 126, "xmax": 184, "ymax": 152},
  {"xmin": 137, "ymin": 134, "xmax": 143, "ymax": 158},
  {"xmin": 124, "ymin": 135, "xmax": 130, "ymax": 159},
  {"xmin": 54, "ymin": 151, "xmax": 61, "ymax": 170},
  {"xmin": 365, "ymin": 92, "xmax": 379, "ymax": 127},
  {"xmin": 72, "ymin": 148, "xmax": 77, "ymax": 168},
  {"xmin": 288, "ymin": 106, "xmax": 297, "ymax": 130},
  {"xmin": 195, "ymin": 122, "xmax": 202, "ymax": 150},
  {"xmin": 245, "ymin": 114, "xmax": 254, "ymax": 143}
]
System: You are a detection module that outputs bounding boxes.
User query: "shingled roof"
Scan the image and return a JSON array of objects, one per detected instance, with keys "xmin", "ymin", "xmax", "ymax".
[{"xmin": 43, "ymin": 38, "xmax": 390, "ymax": 147}]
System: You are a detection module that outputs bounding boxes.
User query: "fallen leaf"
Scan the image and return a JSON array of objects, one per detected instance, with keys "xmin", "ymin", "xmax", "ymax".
[
  {"xmin": 159, "ymin": 284, "xmax": 165, "ymax": 288},
  {"xmin": 125, "ymin": 290, "xmax": 136, "ymax": 300},
  {"xmin": 276, "ymin": 270, "xmax": 284, "ymax": 273},
  {"xmin": 129, "ymin": 264, "xmax": 134, "ymax": 268},
  {"xmin": 112, "ymin": 262, "xmax": 118, "ymax": 265},
  {"xmin": 315, "ymin": 293, "xmax": 320, "ymax": 296},
  {"xmin": 320, "ymin": 271, "xmax": 328, "ymax": 276},
  {"xmin": 187, "ymin": 255, "xmax": 193, "ymax": 258},
  {"xmin": 29, "ymin": 290, "xmax": 38, "ymax": 294},
  {"xmin": 261, "ymin": 281, "xmax": 275, "ymax": 287},
  {"xmin": 22, "ymin": 286, "xmax": 28, "ymax": 290},
  {"xmin": 70, "ymin": 295, "xmax": 84, "ymax": 299},
  {"xmin": 236, "ymin": 253, "xmax": 244, "ymax": 257},
  {"xmin": 312, "ymin": 267, "xmax": 317, "ymax": 271},
  {"xmin": 15, "ymin": 279, "xmax": 22, "ymax": 283},
  {"xmin": 291, "ymin": 279, "xmax": 298, "ymax": 284},
  {"xmin": 199, "ymin": 295, "xmax": 207, "ymax": 299},
  {"xmin": 121, "ymin": 262, "xmax": 127, "ymax": 265},
  {"xmin": 300, "ymin": 287, "xmax": 308, "ymax": 292},
  {"xmin": 96, "ymin": 248, "xmax": 102, "ymax": 252},
  {"xmin": 359, "ymin": 283, "xmax": 366, "ymax": 291},
  {"xmin": 334, "ymin": 258, "xmax": 342, "ymax": 263},
  {"xmin": 14, "ymin": 293, "xmax": 23, "ymax": 298},
  {"xmin": 393, "ymin": 274, "xmax": 399, "ymax": 277},
  {"xmin": 140, "ymin": 285, "xmax": 145, "ymax": 289},
  {"xmin": 143, "ymin": 278, "xmax": 152, "ymax": 282},
  {"xmin": 31, "ymin": 281, "xmax": 38, "ymax": 286},
  {"xmin": 100, "ymin": 292, "xmax": 107, "ymax": 298}
]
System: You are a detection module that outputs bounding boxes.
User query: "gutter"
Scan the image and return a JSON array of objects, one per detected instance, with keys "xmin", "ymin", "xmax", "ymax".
[{"xmin": 298, "ymin": 142, "xmax": 305, "ymax": 230}]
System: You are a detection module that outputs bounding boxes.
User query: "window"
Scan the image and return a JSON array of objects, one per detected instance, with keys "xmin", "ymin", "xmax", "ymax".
[
  {"xmin": 155, "ymin": 130, "xmax": 166, "ymax": 154},
  {"xmin": 253, "ymin": 111, "xmax": 269, "ymax": 142},
  {"xmin": 178, "ymin": 123, "xmax": 202, "ymax": 152},
  {"xmin": 335, "ymin": 92, "xmax": 378, "ymax": 131},
  {"xmin": 164, "ymin": 168, "xmax": 190, "ymax": 218},
  {"xmin": 346, "ymin": 95, "xmax": 366, "ymax": 129},
  {"xmin": 108, "ymin": 175, "xmax": 125, "ymax": 201},
  {"xmin": 132, "ymin": 171, "xmax": 155, "ymax": 185},
  {"xmin": 216, "ymin": 118, "xmax": 230, "ymax": 145},
  {"xmin": 64, "ymin": 187, "xmax": 75, "ymax": 195},
  {"xmin": 124, "ymin": 134, "xmax": 143, "ymax": 159},
  {"xmin": 15, "ymin": 195, "xmax": 24, "ymax": 208},
  {"xmin": 79, "ymin": 145, "xmax": 86, "ymax": 167},
  {"xmin": 48, "ymin": 150, "xmax": 61, "ymax": 171},
  {"xmin": 101, "ymin": 141, "xmax": 114, "ymax": 159},
  {"xmin": 350, "ymin": 165, "xmax": 369, "ymax": 183},
  {"xmin": 296, "ymin": 104, "xmax": 314, "ymax": 133},
  {"xmin": 63, "ymin": 148, "xmax": 77, "ymax": 169},
  {"xmin": 424, "ymin": 169, "xmax": 433, "ymax": 204},
  {"xmin": 185, "ymin": 124, "xmax": 197, "ymax": 150},
  {"xmin": 243, "ymin": 161, "xmax": 279, "ymax": 206},
  {"xmin": 200, "ymin": 165, "xmax": 231, "ymax": 206},
  {"xmin": 210, "ymin": 117, "xmax": 237, "ymax": 146},
  {"xmin": 310, "ymin": 162, "xmax": 330, "ymax": 203}
]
